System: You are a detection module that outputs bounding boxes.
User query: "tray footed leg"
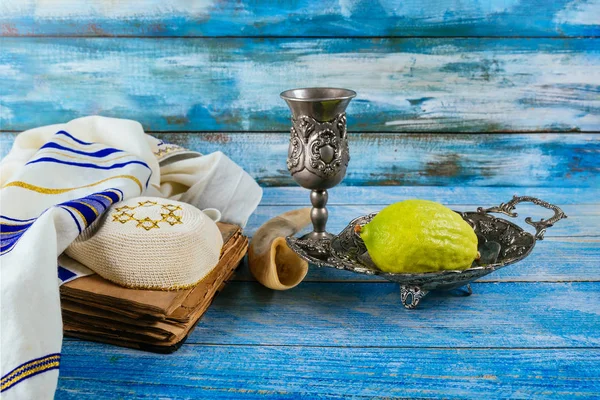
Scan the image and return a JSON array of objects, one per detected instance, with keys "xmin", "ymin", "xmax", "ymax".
[
  {"xmin": 465, "ymin": 283, "xmax": 473, "ymax": 295},
  {"xmin": 453, "ymin": 283, "xmax": 473, "ymax": 296},
  {"xmin": 400, "ymin": 286, "xmax": 428, "ymax": 309}
]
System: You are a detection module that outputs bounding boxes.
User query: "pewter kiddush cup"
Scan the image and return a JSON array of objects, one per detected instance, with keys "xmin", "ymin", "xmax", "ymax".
[{"xmin": 281, "ymin": 87, "xmax": 356, "ymax": 241}]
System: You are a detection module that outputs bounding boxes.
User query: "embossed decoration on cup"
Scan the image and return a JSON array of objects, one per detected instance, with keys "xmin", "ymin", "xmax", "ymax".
[
  {"xmin": 281, "ymin": 87, "xmax": 356, "ymax": 241},
  {"xmin": 287, "ymin": 113, "xmax": 349, "ymax": 189}
]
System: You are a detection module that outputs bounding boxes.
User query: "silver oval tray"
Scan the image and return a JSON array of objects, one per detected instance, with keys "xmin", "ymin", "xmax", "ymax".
[{"xmin": 287, "ymin": 196, "xmax": 567, "ymax": 309}]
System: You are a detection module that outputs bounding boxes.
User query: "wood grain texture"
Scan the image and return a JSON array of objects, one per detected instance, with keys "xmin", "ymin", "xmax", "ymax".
[
  {"xmin": 56, "ymin": 344, "xmax": 600, "ymax": 399},
  {"xmin": 159, "ymin": 133, "xmax": 599, "ymax": 187},
  {"xmin": 3, "ymin": 132, "xmax": 598, "ymax": 187},
  {"xmin": 259, "ymin": 186, "xmax": 600, "ymax": 205},
  {"xmin": 180, "ymin": 282, "xmax": 600, "ymax": 347},
  {"xmin": 2, "ymin": 0, "xmax": 599, "ymax": 37},
  {"xmin": 49, "ymin": 188, "xmax": 600, "ymax": 398},
  {"xmin": 1, "ymin": 38, "xmax": 598, "ymax": 132}
]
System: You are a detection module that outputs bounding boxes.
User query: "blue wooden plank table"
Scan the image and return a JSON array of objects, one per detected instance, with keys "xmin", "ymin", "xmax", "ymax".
[{"xmin": 49, "ymin": 186, "xmax": 598, "ymax": 399}]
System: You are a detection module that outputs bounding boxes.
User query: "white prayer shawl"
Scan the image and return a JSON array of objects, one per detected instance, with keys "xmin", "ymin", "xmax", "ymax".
[{"xmin": 0, "ymin": 116, "xmax": 262, "ymax": 399}]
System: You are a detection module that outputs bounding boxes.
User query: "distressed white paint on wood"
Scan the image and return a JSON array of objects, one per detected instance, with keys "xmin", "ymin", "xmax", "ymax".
[
  {"xmin": 57, "ymin": 282, "xmax": 600, "ymax": 348},
  {"xmin": 258, "ymin": 186, "xmax": 600, "ymax": 205},
  {"xmin": 56, "ymin": 344, "xmax": 600, "ymax": 399},
  {"xmin": 2, "ymin": 0, "xmax": 599, "ymax": 37},
  {"xmin": 2, "ymin": 132, "xmax": 598, "ymax": 187},
  {"xmin": 1, "ymin": 38, "xmax": 598, "ymax": 132}
]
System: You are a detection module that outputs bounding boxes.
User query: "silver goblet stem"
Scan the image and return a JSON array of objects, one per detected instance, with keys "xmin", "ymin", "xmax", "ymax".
[
  {"xmin": 281, "ymin": 87, "xmax": 356, "ymax": 241},
  {"xmin": 307, "ymin": 189, "xmax": 329, "ymax": 240}
]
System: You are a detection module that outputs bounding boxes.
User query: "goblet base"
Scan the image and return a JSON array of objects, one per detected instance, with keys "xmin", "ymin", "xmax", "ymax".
[{"xmin": 301, "ymin": 231, "xmax": 334, "ymax": 241}]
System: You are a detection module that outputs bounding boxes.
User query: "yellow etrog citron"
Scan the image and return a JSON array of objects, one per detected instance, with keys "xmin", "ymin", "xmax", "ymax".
[{"xmin": 359, "ymin": 199, "xmax": 478, "ymax": 273}]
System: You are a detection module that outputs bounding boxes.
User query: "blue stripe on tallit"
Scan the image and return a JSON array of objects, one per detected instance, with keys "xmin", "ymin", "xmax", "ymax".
[
  {"xmin": 103, "ymin": 190, "xmax": 121, "ymax": 203},
  {"xmin": 57, "ymin": 266, "xmax": 77, "ymax": 282},
  {"xmin": 89, "ymin": 190, "xmax": 122, "ymax": 208},
  {"xmin": 40, "ymin": 142, "xmax": 122, "ymax": 158},
  {"xmin": 60, "ymin": 201, "xmax": 97, "ymax": 226},
  {"xmin": 55, "ymin": 130, "xmax": 93, "ymax": 145},
  {"xmin": 0, "ymin": 215, "xmax": 37, "ymax": 223},
  {"xmin": 0, "ymin": 216, "xmax": 40, "ymax": 255},
  {"xmin": 0, "ymin": 222, "xmax": 34, "ymax": 233},
  {"xmin": 1, "ymin": 189, "xmax": 122, "ymax": 256},
  {"xmin": 79, "ymin": 197, "xmax": 107, "ymax": 215},
  {"xmin": 26, "ymin": 157, "xmax": 150, "ymax": 172},
  {"xmin": 1, "ymin": 231, "xmax": 27, "ymax": 240},
  {"xmin": 60, "ymin": 206, "xmax": 82, "ymax": 233},
  {"xmin": 59, "ymin": 189, "xmax": 123, "ymax": 228},
  {"xmin": 1, "ymin": 241, "xmax": 18, "ymax": 253},
  {"xmin": 0, "ymin": 225, "xmax": 31, "ymax": 252}
]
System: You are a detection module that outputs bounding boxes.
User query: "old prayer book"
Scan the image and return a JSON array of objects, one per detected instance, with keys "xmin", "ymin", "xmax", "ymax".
[{"xmin": 60, "ymin": 223, "xmax": 247, "ymax": 353}]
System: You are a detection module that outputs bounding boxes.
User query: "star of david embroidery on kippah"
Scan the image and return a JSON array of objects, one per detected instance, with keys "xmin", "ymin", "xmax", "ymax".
[
  {"xmin": 161, "ymin": 204, "xmax": 181, "ymax": 212},
  {"xmin": 112, "ymin": 211, "xmax": 135, "ymax": 224},
  {"xmin": 111, "ymin": 202, "xmax": 184, "ymax": 230},
  {"xmin": 136, "ymin": 217, "xmax": 161, "ymax": 231},
  {"xmin": 160, "ymin": 210, "xmax": 183, "ymax": 226},
  {"xmin": 138, "ymin": 200, "xmax": 158, "ymax": 207}
]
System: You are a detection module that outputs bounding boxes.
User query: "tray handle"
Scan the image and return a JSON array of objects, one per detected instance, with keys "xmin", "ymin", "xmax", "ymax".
[{"xmin": 477, "ymin": 196, "xmax": 567, "ymax": 240}]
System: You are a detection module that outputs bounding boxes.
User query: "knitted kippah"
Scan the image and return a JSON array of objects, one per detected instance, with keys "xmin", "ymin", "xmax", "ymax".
[{"xmin": 66, "ymin": 197, "xmax": 223, "ymax": 290}]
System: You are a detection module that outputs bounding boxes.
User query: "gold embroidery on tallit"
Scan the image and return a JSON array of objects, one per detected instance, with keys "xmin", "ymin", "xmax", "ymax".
[
  {"xmin": 53, "ymin": 137, "xmax": 94, "ymax": 149},
  {"xmin": 72, "ymin": 200, "xmax": 99, "ymax": 217},
  {"xmin": 34, "ymin": 150, "xmax": 135, "ymax": 164},
  {"xmin": 96, "ymin": 194, "xmax": 116, "ymax": 204},
  {"xmin": 1, "ymin": 357, "xmax": 61, "ymax": 391},
  {"xmin": 2, "ymin": 175, "xmax": 143, "ymax": 194}
]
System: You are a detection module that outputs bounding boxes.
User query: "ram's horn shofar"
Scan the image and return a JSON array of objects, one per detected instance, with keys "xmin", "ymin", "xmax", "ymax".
[{"xmin": 248, "ymin": 208, "xmax": 311, "ymax": 290}]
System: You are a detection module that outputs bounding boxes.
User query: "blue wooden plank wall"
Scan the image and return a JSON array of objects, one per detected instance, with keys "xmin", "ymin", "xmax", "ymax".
[
  {"xmin": 1, "ymin": 132, "xmax": 598, "ymax": 187},
  {"xmin": 1, "ymin": 38, "xmax": 599, "ymax": 133},
  {"xmin": 1, "ymin": 1, "xmax": 599, "ymax": 188},
  {"xmin": 1, "ymin": 0, "xmax": 599, "ymax": 37}
]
